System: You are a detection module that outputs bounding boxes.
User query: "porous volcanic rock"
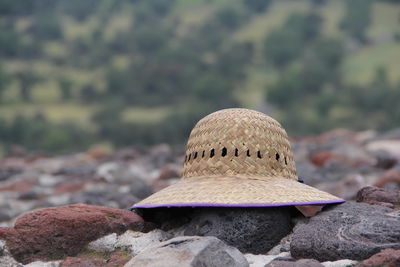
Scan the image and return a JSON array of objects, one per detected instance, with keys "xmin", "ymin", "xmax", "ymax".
[
  {"xmin": 125, "ymin": 236, "xmax": 249, "ymax": 267},
  {"xmin": 357, "ymin": 248, "xmax": 400, "ymax": 267},
  {"xmin": 356, "ymin": 186, "xmax": 400, "ymax": 208},
  {"xmin": 291, "ymin": 202, "xmax": 400, "ymax": 261},
  {"xmin": 184, "ymin": 207, "xmax": 292, "ymax": 254},
  {"xmin": 0, "ymin": 203, "xmax": 153, "ymax": 264}
]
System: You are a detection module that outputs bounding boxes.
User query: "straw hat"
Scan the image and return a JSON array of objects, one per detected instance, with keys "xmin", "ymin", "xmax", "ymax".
[{"xmin": 133, "ymin": 108, "xmax": 344, "ymax": 208}]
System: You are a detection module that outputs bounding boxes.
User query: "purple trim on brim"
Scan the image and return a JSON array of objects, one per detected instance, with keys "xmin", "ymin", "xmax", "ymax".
[{"xmin": 132, "ymin": 198, "xmax": 345, "ymax": 209}]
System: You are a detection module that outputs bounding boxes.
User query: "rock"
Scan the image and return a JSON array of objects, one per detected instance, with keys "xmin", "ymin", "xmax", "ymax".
[
  {"xmin": 61, "ymin": 251, "xmax": 131, "ymax": 267},
  {"xmin": 54, "ymin": 181, "xmax": 85, "ymax": 194},
  {"xmin": 0, "ymin": 240, "xmax": 21, "ymax": 267},
  {"xmin": 184, "ymin": 207, "xmax": 292, "ymax": 254},
  {"xmin": 124, "ymin": 236, "xmax": 249, "ymax": 267},
  {"xmin": 87, "ymin": 233, "xmax": 118, "ymax": 253},
  {"xmin": 129, "ymin": 177, "xmax": 153, "ymax": 200},
  {"xmin": 85, "ymin": 146, "xmax": 111, "ymax": 161},
  {"xmin": 356, "ymin": 186, "xmax": 400, "ymax": 208},
  {"xmin": 0, "ymin": 203, "xmax": 152, "ymax": 264},
  {"xmin": 266, "ymin": 259, "xmax": 323, "ymax": 267},
  {"xmin": 148, "ymin": 144, "xmax": 174, "ymax": 168},
  {"xmin": 316, "ymin": 174, "xmax": 366, "ymax": 200},
  {"xmin": 294, "ymin": 205, "xmax": 323, "ymax": 217},
  {"xmin": 267, "ymin": 234, "xmax": 292, "ymax": 255},
  {"xmin": 357, "ymin": 248, "xmax": 400, "ymax": 267},
  {"xmin": 0, "ymin": 203, "xmax": 13, "ymax": 222},
  {"xmin": 373, "ymin": 151, "xmax": 398, "ymax": 169},
  {"xmin": 245, "ymin": 252, "xmax": 290, "ymax": 267},
  {"xmin": 158, "ymin": 164, "xmax": 181, "ymax": 180},
  {"xmin": 291, "ymin": 202, "xmax": 400, "ymax": 261},
  {"xmin": 310, "ymin": 151, "xmax": 341, "ymax": 167},
  {"xmin": 62, "ymin": 256, "xmax": 105, "ymax": 267},
  {"xmin": 116, "ymin": 229, "xmax": 172, "ymax": 256},
  {"xmin": 366, "ymin": 140, "xmax": 400, "ymax": 158},
  {"xmin": 373, "ymin": 168, "xmax": 400, "ymax": 188},
  {"xmin": 25, "ymin": 261, "xmax": 61, "ymax": 267},
  {"xmin": 321, "ymin": 259, "xmax": 358, "ymax": 267}
]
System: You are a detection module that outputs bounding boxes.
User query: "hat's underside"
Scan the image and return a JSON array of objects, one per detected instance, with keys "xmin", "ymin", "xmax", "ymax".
[{"xmin": 133, "ymin": 176, "xmax": 345, "ymax": 208}]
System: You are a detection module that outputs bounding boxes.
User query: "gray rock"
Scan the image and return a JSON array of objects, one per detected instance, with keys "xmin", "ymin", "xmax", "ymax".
[
  {"xmin": 116, "ymin": 229, "xmax": 172, "ymax": 256},
  {"xmin": 321, "ymin": 259, "xmax": 358, "ymax": 267},
  {"xmin": 184, "ymin": 207, "xmax": 292, "ymax": 254},
  {"xmin": 125, "ymin": 236, "xmax": 249, "ymax": 267},
  {"xmin": 245, "ymin": 252, "xmax": 290, "ymax": 267},
  {"xmin": 266, "ymin": 259, "xmax": 323, "ymax": 267},
  {"xmin": 291, "ymin": 202, "xmax": 400, "ymax": 261},
  {"xmin": 0, "ymin": 240, "xmax": 22, "ymax": 267}
]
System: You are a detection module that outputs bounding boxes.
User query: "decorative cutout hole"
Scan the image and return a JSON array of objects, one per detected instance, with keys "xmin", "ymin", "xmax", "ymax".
[
  {"xmin": 194, "ymin": 152, "xmax": 198, "ymax": 159},
  {"xmin": 202, "ymin": 151, "xmax": 205, "ymax": 158},
  {"xmin": 188, "ymin": 154, "xmax": 191, "ymax": 161},
  {"xmin": 284, "ymin": 157, "xmax": 287, "ymax": 165},
  {"xmin": 246, "ymin": 150, "xmax": 250, "ymax": 157},
  {"xmin": 210, "ymin": 149, "xmax": 215, "ymax": 158},
  {"xmin": 221, "ymin": 147, "xmax": 227, "ymax": 157},
  {"xmin": 257, "ymin": 151, "xmax": 262, "ymax": 159},
  {"xmin": 235, "ymin": 148, "xmax": 239, "ymax": 157},
  {"xmin": 276, "ymin": 153, "xmax": 280, "ymax": 161}
]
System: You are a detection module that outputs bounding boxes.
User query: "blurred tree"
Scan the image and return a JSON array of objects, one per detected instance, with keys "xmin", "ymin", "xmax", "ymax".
[
  {"xmin": 264, "ymin": 13, "xmax": 322, "ymax": 67},
  {"xmin": 0, "ymin": 23, "xmax": 20, "ymax": 57},
  {"xmin": 31, "ymin": 12, "xmax": 62, "ymax": 40},
  {"xmin": 243, "ymin": 0, "xmax": 271, "ymax": 13},
  {"xmin": 16, "ymin": 72, "xmax": 40, "ymax": 102},
  {"xmin": 192, "ymin": 74, "xmax": 237, "ymax": 107},
  {"xmin": 0, "ymin": 0, "xmax": 34, "ymax": 15},
  {"xmin": 59, "ymin": 0, "xmax": 98, "ymax": 21},
  {"xmin": 80, "ymin": 85, "xmax": 98, "ymax": 103},
  {"xmin": 340, "ymin": 0, "xmax": 372, "ymax": 43},
  {"xmin": 57, "ymin": 76, "xmax": 73, "ymax": 101},
  {"xmin": 215, "ymin": 6, "xmax": 248, "ymax": 31},
  {"xmin": 0, "ymin": 65, "xmax": 10, "ymax": 101}
]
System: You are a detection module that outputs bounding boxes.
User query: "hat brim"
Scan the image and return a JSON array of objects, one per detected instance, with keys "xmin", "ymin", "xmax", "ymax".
[{"xmin": 132, "ymin": 176, "xmax": 344, "ymax": 208}]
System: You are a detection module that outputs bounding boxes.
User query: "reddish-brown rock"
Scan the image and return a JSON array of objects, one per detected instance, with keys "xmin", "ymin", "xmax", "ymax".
[
  {"xmin": 158, "ymin": 165, "xmax": 180, "ymax": 180},
  {"xmin": 357, "ymin": 248, "xmax": 400, "ymax": 267},
  {"xmin": 374, "ymin": 169, "xmax": 400, "ymax": 187},
  {"xmin": 0, "ymin": 179, "xmax": 36, "ymax": 193},
  {"xmin": 356, "ymin": 186, "xmax": 400, "ymax": 208},
  {"xmin": 54, "ymin": 181, "xmax": 86, "ymax": 194},
  {"xmin": 310, "ymin": 151, "xmax": 341, "ymax": 167},
  {"xmin": 0, "ymin": 203, "xmax": 153, "ymax": 264}
]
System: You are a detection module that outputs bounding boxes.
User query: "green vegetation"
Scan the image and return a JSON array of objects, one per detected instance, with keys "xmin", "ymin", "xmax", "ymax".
[{"xmin": 0, "ymin": 0, "xmax": 399, "ymax": 152}]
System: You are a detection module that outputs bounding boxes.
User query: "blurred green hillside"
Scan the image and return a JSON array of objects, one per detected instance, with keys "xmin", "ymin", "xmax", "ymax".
[{"xmin": 0, "ymin": 0, "xmax": 399, "ymax": 152}]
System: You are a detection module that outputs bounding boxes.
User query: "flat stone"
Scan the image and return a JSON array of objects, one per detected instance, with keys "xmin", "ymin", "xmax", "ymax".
[
  {"xmin": 125, "ymin": 236, "xmax": 249, "ymax": 267},
  {"xmin": 291, "ymin": 202, "xmax": 400, "ymax": 261},
  {"xmin": 184, "ymin": 207, "xmax": 292, "ymax": 254},
  {"xmin": 0, "ymin": 204, "xmax": 152, "ymax": 264}
]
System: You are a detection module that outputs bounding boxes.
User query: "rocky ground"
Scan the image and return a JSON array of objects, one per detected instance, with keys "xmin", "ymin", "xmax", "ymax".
[{"xmin": 0, "ymin": 129, "xmax": 399, "ymax": 266}]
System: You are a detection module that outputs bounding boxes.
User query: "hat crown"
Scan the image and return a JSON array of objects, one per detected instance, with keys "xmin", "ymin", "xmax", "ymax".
[{"xmin": 182, "ymin": 108, "xmax": 298, "ymax": 180}]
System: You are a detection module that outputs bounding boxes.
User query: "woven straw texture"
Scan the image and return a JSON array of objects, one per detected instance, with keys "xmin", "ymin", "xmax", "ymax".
[{"xmin": 134, "ymin": 108, "xmax": 343, "ymax": 208}]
